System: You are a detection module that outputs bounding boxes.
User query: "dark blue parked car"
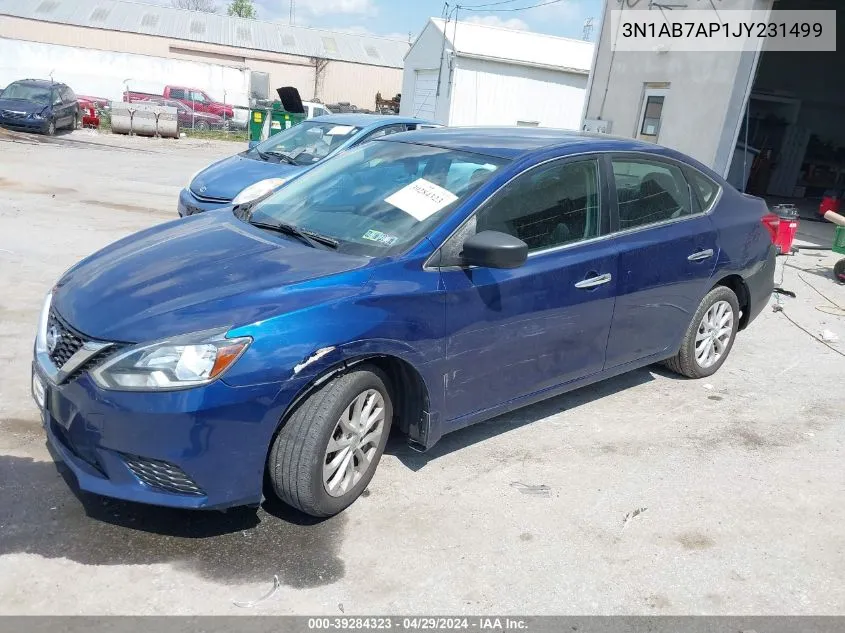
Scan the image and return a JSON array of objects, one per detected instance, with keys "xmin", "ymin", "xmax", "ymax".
[
  {"xmin": 33, "ymin": 128, "xmax": 775, "ymax": 517},
  {"xmin": 0, "ymin": 79, "xmax": 79, "ymax": 135},
  {"xmin": 178, "ymin": 113, "xmax": 437, "ymax": 217}
]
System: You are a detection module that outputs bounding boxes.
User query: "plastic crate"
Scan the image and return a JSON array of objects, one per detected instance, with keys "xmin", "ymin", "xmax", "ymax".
[{"xmin": 834, "ymin": 226, "xmax": 845, "ymax": 255}]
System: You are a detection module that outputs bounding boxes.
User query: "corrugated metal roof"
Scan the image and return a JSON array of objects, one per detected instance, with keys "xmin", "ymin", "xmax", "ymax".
[
  {"xmin": 430, "ymin": 18, "xmax": 594, "ymax": 74},
  {"xmin": 0, "ymin": 0, "xmax": 410, "ymax": 69}
]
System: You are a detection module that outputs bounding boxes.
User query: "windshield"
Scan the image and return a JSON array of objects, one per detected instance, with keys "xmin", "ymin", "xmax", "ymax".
[
  {"xmin": 249, "ymin": 121, "xmax": 362, "ymax": 166},
  {"xmin": 246, "ymin": 140, "xmax": 509, "ymax": 257},
  {"xmin": 1, "ymin": 82, "xmax": 52, "ymax": 104}
]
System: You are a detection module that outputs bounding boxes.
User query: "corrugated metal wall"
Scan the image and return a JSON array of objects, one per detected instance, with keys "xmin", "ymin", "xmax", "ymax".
[
  {"xmin": 449, "ymin": 57, "xmax": 588, "ymax": 128},
  {"xmin": 0, "ymin": 16, "xmax": 403, "ymax": 109}
]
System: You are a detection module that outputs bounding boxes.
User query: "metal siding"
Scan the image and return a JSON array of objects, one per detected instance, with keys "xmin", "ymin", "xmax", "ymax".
[
  {"xmin": 0, "ymin": 0, "xmax": 410, "ymax": 68},
  {"xmin": 320, "ymin": 61, "xmax": 404, "ymax": 110}
]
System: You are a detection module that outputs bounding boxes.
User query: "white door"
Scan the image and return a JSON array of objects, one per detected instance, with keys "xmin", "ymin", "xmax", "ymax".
[{"xmin": 412, "ymin": 70, "xmax": 438, "ymax": 121}]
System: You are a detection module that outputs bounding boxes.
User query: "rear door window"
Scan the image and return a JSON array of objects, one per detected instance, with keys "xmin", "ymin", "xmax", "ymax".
[
  {"xmin": 611, "ymin": 158, "xmax": 694, "ymax": 230},
  {"xmin": 169, "ymin": 88, "xmax": 186, "ymax": 99}
]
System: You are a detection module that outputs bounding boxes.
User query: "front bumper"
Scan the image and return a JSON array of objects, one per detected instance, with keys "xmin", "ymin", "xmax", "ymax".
[
  {"xmin": 178, "ymin": 187, "xmax": 232, "ymax": 217},
  {"xmin": 33, "ymin": 358, "xmax": 285, "ymax": 510},
  {"xmin": 0, "ymin": 117, "xmax": 47, "ymax": 133}
]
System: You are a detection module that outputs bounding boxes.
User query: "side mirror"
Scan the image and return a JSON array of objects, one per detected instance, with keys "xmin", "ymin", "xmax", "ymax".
[{"xmin": 461, "ymin": 230, "xmax": 528, "ymax": 269}]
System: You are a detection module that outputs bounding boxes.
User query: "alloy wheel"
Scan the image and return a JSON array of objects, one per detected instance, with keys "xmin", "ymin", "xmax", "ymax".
[
  {"xmin": 323, "ymin": 389, "xmax": 386, "ymax": 497},
  {"xmin": 695, "ymin": 300, "xmax": 734, "ymax": 369}
]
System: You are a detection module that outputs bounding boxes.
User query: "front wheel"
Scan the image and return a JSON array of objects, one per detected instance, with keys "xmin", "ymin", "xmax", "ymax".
[
  {"xmin": 45, "ymin": 119, "xmax": 56, "ymax": 136},
  {"xmin": 665, "ymin": 286, "xmax": 740, "ymax": 379},
  {"xmin": 268, "ymin": 365, "xmax": 393, "ymax": 517}
]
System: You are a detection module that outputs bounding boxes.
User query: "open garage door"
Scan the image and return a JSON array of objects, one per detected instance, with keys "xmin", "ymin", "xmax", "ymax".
[
  {"xmin": 412, "ymin": 70, "xmax": 438, "ymax": 120},
  {"xmin": 728, "ymin": 0, "xmax": 844, "ymax": 222}
]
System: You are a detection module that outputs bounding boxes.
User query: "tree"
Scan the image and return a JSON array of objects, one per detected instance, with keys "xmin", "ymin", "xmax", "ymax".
[
  {"xmin": 171, "ymin": 0, "xmax": 218, "ymax": 11},
  {"xmin": 227, "ymin": 0, "xmax": 257, "ymax": 18}
]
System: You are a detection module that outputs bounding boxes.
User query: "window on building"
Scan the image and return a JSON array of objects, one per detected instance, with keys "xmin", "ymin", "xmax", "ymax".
[
  {"xmin": 612, "ymin": 158, "xmax": 693, "ymax": 230},
  {"xmin": 640, "ymin": 96, "xmax": 665, "ymax": 137},
  {"xmin": 475, "ymin": 159, "xmax": 602, "ymax": 252}
]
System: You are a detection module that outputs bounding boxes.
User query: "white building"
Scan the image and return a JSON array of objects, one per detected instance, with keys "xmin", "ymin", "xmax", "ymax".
[
  {"xmin": 584, "ymin": 0, "xmax": 843, "ymax": 204},
  {"xmin": 0, "ymin": 0, "xmax": 409, "ymax": 110},
  {"xmin": 401, "ymin": 18, "xmax": 594, "ymax": 129}
]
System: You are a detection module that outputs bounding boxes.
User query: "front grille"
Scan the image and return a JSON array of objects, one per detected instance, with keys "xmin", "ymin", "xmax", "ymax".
[
  {"xmin": 1, "ymin": 110, "xmax": 27, "ymax": 120},
  {"xmin": 47, "ymin": 309, "xmax": 85, "ymax": 368},
  {"xmin": 189, "ymin": 187, "xmax": 230, "ymax": 204},
  {"xmin": 121, "ymin": 454, "xmax": 206, "ymax": 496},
  {"xmin": 46, "ymin": 309, "xmax": 125, "ymax": 380}
]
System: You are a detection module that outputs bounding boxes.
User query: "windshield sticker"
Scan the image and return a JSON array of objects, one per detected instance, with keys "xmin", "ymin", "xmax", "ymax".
[
  {"xmin": 327, "ymin": 125, "xmax": 355, "ymax": 136},
  {"xmin": 384, "ymin": 178, "xmax": 459, "ymax": 222},
  {"xmin": 362, "ymin": 229, "xmax": 398, "ymax": 246}
]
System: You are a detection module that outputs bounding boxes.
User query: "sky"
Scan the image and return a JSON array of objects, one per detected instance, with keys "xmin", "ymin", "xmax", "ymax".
[{"xmin": 148, "ymin": 0, "xmax": 604, "ymax": 42}]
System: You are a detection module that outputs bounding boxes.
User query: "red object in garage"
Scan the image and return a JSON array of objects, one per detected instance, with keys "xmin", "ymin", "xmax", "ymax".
[{"xmin": 820, "ymin": 190, "xmax": 841, "ymax": 216}]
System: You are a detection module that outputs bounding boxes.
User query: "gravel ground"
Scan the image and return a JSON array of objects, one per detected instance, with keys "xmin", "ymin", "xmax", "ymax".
[{"xmin": 0, "ymin": 128, "xmax": 844, "ymax": 615}]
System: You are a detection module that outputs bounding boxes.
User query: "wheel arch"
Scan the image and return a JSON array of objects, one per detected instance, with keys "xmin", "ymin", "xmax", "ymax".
[
  {"xmin": 712, "ymin": 273, "xmax": 750, "ymax": 330},
  {"xmin": 268, "ymin": 352, "xmax": 433, "ymax": 460}
]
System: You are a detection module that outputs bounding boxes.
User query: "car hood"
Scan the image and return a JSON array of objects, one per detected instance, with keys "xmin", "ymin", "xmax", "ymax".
[
  {"xmin": 52, "ymin": 210, "xmax": 372, "ymax": 342},
  {"xmin": 190, "ymin": 154, "xmax": 305, "ymax": 201},
  {"xmin": 0, "ymin": 99, "xmax": 47, "ymax": 115}
]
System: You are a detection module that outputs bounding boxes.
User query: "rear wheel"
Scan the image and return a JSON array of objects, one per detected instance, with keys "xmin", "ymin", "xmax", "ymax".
[
  {"xmin": 665, "ymin": 286, "xmax": 740, "ymax": 379},
  {"xmin": 268, "ymin": 365, "xmax": 393, "ymax": 517},
  {"xmin": 195, "ymin": 120, "xmax": 210, "ymax": 131}
]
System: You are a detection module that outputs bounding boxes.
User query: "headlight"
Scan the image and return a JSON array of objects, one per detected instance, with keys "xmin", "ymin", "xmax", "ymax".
[
  {"xmin": 28, "ymin": 112, "xmax": 44, "ymax": 120},
  {"xmin": 35, "ymin": 292, "xmax": 53, "ymax": 354},
  {"xmin": 91, "ymin": 328, "xmax": 251, "ymax": 391},
  {"xmin": 232, "ymin": 178, "xmax": 288, "ymax": 205}
]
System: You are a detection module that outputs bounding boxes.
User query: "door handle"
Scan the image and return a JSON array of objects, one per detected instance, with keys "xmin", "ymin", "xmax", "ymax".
[
  {"xmin": 574, "ymin": 273, "xmax": 612, "ymax": 289},
  {"xmin": 687, "ymin": 249, "xmax": 714, "ymax": 262}
]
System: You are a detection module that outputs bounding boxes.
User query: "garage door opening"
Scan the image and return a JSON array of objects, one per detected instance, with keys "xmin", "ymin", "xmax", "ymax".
[{"xmin": 729, "ymin": 0, "xmax": 843, "ymax": 223}]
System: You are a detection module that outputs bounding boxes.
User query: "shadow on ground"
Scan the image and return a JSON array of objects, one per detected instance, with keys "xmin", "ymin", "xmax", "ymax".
[
  {"xmin": 0, "ymin": 450, "xmax": 346, "ymax": 586},
  {"xmin": 387, "ymin": 365, "xmax": 662, "ymax": 471}
]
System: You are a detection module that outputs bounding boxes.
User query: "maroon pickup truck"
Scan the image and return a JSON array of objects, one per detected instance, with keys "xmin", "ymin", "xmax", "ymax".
[{"xmin": 123, "ymin": 85, "xmax": 234, "ymax": 119}]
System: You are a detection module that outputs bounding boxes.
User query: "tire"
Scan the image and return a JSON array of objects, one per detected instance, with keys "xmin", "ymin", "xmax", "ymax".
[
  {"xmin": 45, "ymin": 119, "xmax": 56, "ymax": 136},
  {"xmin": 195, "ymin": 120, "xmax": 209, "ymax": 131},
  {"xmin": 664, "ymin": 286, "xmax": 740, "ymax": 379},
  {"xmin": 834, "ymin": 258, "xmax": 845, "ymax": 284},
  {"xmin": 268, "ymin": 365, "xmax": 393, "ymax": 517},
  {"xmin": 73, "ymin": 109, "xmax": 81, "ymax": 130}
]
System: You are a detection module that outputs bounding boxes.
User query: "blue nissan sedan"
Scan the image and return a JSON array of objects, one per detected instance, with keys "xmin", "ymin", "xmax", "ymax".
[
  {"xmin": 34, "ymin": 128, "xmax": 776, "ymax": 517},
  {"xmin": 178, "ymin": 113, "xmax": 437, "ymax": 217}
]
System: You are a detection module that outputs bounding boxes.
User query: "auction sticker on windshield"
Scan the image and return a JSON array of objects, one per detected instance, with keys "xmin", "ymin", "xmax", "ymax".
[{"xmin": 385, "ymin": 178, "xmax": 458, "ymax": 222}]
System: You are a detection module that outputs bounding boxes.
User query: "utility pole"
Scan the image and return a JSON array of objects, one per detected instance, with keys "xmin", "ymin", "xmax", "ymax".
[
  {"xmin": 583, "ymin": 17, "xmax": 595, "ymax": 41},
  {"xmin": 289, "ymin": 0, "xmax": 295, "ymax": 24}
]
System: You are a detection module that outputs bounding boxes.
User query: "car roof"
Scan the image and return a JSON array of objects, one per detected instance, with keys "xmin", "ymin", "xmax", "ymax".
[
  {"xmin": 382, "ymin": 127, "xmax": 662, "ymax": 160},
  {"xmin": 9, "ymin": 78, "xmax": 59, "ymax": 88},
  {"xmin": 310, "ymin": 113, "xmax": 434, "ymax": 129}
]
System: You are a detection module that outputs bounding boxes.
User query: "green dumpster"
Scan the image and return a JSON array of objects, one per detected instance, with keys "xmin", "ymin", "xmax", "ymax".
[{"xmin": 248, "ymin": 86, "xmax": 307, "ymax": 147}]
